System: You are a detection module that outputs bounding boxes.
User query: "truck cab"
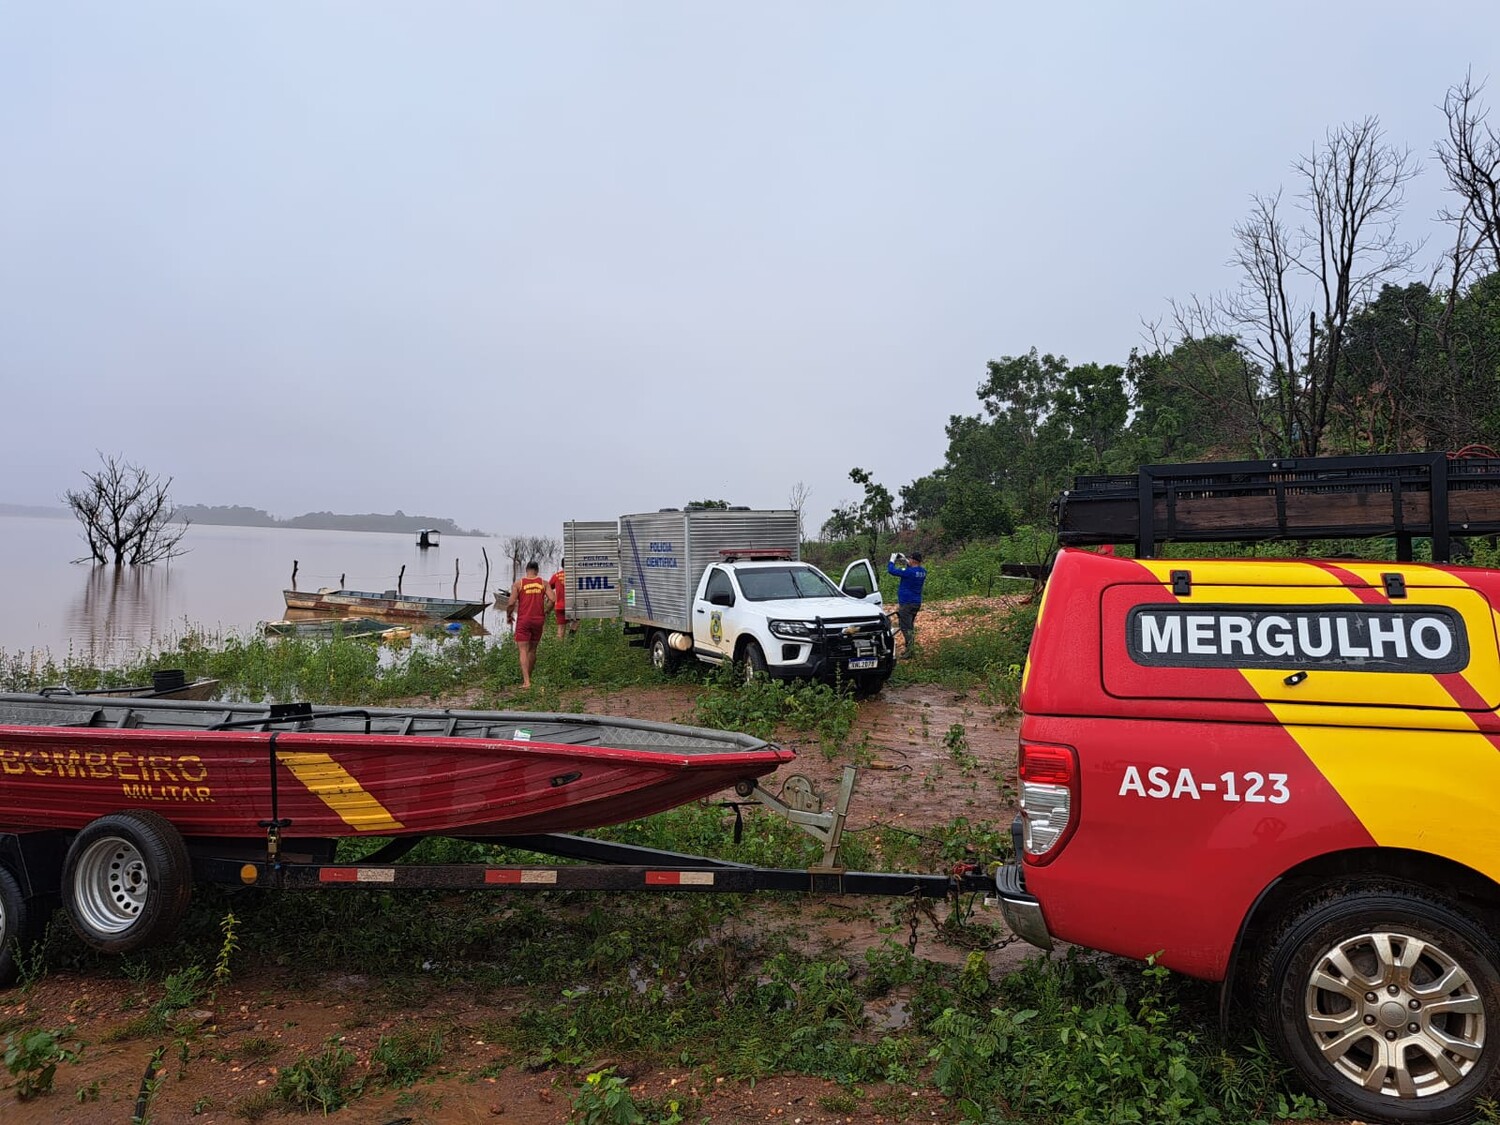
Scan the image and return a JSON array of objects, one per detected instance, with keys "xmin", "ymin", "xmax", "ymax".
[
  {"xmin": 999, "ymin": 453, "xmax": 1500, "ymax": 1125},
  {"xmin": 688, "ymin": 556, "xmax": 893, "ymax": 691}
]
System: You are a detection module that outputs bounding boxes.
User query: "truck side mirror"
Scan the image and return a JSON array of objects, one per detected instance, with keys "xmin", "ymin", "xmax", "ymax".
[
  {"xmin": 709, "ymin": 591, "xmax": 734, "ymax": 608},
  {"xmin": 845, "ymin": 585, "xmax": 868, "ymax": 599}
]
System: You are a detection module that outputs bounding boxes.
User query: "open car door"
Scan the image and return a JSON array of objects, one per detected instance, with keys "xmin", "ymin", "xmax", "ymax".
[{"xmin": 839, "ymin": 559, "xmax": 883, "ymax": 606}]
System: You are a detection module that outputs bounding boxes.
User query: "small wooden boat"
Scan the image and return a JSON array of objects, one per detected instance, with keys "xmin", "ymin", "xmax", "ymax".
[
  {"xmin": 283, "ymin": 588, "xmax": 485, "ymax": 621},
  {"xmin": 0, "ymin": 694, "xmax": 794, "ymax": 838},
  {"xmin": 263, "ymin": 617, "xmax": 397, "ymax": 639},
  {"xmin": 40, "ymin": 670, "xmax": 221, "ymax": 702}
]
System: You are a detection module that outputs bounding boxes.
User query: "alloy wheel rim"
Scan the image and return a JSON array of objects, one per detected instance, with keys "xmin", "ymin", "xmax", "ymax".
[
  {"xmin": 1304, "ymin": 929, "xmax": 1485, "ymax": 1099},
  {"xmin": 73, "ymin": 836, "xmax": 149, "ymax": 935}
]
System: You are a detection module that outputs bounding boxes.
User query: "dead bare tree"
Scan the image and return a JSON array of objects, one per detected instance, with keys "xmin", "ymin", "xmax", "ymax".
[
  {"xmin": 501, "ymin": 534, "xmax": 560, "ymax": 581},
  {"xmin": 64, "ymin": 453, "xmax": 189, "ymax": 565},
  {"xmin": 1438, "ymin": 71, "xmax": 1500, "ymax": 283},
  {"xmin": 787, "ymin": 480, "xmax": 811, "ymax": 538},
  {"xmin": 1223, "ymin": 118, "xmax": 1418, "ymax": 455}
]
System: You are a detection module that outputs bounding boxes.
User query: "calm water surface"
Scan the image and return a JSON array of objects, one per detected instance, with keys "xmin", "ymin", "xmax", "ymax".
[{"xmin": 0, "ymin": 515, "xmax": 518, "ymax": 664}]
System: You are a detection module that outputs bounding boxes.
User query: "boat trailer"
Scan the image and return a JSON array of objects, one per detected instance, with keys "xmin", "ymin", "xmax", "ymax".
[
  {"xmin": 189, "ymin": 767, "xmax": 994, "ymax": 900},
  {"xmin": 0, "ymin": 766, "xmax": 1001, "ymax": 983}
]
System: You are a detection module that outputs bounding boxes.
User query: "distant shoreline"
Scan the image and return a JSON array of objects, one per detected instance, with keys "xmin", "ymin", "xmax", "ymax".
[
  {"xmin": 173, "ymin": 505, "xmax": 488, "ymax": 536},
  {"xmin": 0, "ymin": 503, "xmax": 487, "ymax": 536}
]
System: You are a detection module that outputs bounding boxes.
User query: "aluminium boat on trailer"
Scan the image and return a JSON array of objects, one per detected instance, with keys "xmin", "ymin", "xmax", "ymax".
[{"xmin": 0, "ymin": 694, "xmax": 793, "ymax": 839}]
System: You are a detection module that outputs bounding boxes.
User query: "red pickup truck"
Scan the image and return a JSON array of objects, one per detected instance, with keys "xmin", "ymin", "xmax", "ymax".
[{"xmin": 997, "ymin": 547, "xmax": 1500, "ymax": 1124}]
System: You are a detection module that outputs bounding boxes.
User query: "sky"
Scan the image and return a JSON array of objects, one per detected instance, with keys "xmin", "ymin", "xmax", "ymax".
[{"xmin": 1, "ymin": 2, "xmax": 1496, "ymax": 535}]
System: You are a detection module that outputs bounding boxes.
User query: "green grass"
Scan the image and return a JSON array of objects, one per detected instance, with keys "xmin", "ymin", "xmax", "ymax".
[{"xmin": 0, "ymin": 619, "xmax": 667, "ymax": 704}]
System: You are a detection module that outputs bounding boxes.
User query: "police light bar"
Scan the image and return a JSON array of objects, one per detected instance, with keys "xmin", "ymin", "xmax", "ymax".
[{"xmin": 718, "ymin": 548, "xmax": 793, "ymax": 561}]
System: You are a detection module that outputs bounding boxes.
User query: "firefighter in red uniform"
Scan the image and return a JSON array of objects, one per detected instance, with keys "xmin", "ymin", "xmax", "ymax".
[
  {"xmin": 548, "ymin": 558, "xmax": 572, "ymax": 640},
  {"xmin": 505, "ymin": 561, "xmax": 554, "ymax": 689}
]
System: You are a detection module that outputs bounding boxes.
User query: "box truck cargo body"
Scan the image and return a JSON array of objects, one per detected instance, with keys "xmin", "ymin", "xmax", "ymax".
[
  {"xmin": 618, "ymin": 509, "xmax": 802, "ymax": 634},
  {"xmin": 562, "ymin": 521, "xmax": 622, "ymax": 621}
]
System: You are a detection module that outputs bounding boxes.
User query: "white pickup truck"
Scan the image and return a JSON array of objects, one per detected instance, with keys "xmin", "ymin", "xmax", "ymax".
[
  {"xmin": 660, "ymin": 554, "xmax": 895, "ymax": 692},
  {"xmin": 569, "ymin": 508, "xmax": 896, "ymax": 693}
]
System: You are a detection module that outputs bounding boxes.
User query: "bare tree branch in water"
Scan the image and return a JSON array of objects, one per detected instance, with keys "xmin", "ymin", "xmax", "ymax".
[
  {"xmin": 64, "ymin": 453, "xmax": 189, "ymax": 565},
  {"xmin": 501, "ymin": 535, "xmax": 560, "ymax": 581}
]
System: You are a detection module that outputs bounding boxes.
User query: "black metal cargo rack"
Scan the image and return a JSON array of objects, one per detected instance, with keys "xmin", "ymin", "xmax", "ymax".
[{"xmin": 1056, "ymin": 451, "xmax": 1500, "ymax": 562}]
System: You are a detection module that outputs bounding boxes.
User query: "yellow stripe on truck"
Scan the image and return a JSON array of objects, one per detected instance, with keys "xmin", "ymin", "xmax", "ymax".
[
  {"xmin": 1131, "ymin": 557, "xmax": 1500, "ymax": 880},
  {"xmin": 1268, "ymin": 718, "xmax": 1500, "ymax": 883},
  {"xmin": 279, "ymin": 752, "xmax": 405, "ymax": 832}
]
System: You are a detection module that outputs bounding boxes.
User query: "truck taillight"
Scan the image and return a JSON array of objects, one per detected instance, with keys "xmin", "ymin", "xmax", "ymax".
[{"xmin": 1018, "ymin": 741, "xmax": 1078, "ymax": 863}]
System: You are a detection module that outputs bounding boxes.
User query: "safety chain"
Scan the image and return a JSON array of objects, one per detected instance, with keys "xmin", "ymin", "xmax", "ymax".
[{"xmin": 904, "ymin": 875, "xmax": 1021, "ymax": 955}]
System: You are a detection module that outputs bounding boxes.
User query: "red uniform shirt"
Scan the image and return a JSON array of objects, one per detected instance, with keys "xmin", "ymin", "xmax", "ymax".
[
  {"xmin": 548, "ymin": 570, "xmax": 566, "ymax": 612},
  {"xmin": 516, "ymin": 576, "xmax": 548, "ymax": 623}
]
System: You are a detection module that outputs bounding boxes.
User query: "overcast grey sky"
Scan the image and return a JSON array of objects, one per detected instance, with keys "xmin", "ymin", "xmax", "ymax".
[{"xmin": 1, "ymin": 2, "xmax": 1495, "ymax": 534}]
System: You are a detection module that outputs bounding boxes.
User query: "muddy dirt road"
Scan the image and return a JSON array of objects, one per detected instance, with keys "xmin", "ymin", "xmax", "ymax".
[{"xmin": 1, "ymin": 682, "xmax": 1022, "ymax": 1123}]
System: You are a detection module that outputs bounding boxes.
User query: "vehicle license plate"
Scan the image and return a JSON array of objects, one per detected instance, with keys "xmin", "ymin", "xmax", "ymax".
[{"xmin": 848, "ymin": 658, "xmax": 878, "ymax": 670}]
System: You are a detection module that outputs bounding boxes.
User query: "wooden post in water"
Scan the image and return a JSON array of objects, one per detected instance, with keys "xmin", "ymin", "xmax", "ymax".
[
  {"xmin": 397, "ymin": 564, "xmax": 405, "ymax": 596},
  {"xmin": 291, "ymin": 560, "xmax": 299, "ymax": 592},
  {"xmin": 481, "ymin": 547, "xmax": 491, "ymax": 610},
  {"xmin": 340, "ymin": 573, "xmax": 346, "ymax": 588},
  {"xmin": 453, "ymin": 558, "xmax": 460, "ymax": 599}
]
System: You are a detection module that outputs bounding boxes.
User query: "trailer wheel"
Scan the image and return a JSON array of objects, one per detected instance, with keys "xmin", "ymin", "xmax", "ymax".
[
  {"xmin": 740, "ymin": 640, "xmax": 768, "ymax": 683},
  {"xmin": 62, "ymin": 812, "xmax": 192, "ymax": 954},
  {"xmin": 0, "ymin": 864, "xmax": 31, "ymax": 988},
  {"xmin": 649, "ymin": 631, "xmax": 682, "ymax": 675},
  {"xmin": 1263, "ymin": 886, "xmax": 1500, "ymax": 1124}
]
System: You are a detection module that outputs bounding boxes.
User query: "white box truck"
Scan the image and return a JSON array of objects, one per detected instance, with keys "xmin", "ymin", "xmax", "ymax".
[{"xmin": 611, "ymin": 508, "xmax": 896, "ymax": 693}]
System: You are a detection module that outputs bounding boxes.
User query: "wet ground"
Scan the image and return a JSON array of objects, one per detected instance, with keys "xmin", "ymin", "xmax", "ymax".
[{"xmin": 1, "ymin": 681, "xmax": 1023, "ymax": 1123}]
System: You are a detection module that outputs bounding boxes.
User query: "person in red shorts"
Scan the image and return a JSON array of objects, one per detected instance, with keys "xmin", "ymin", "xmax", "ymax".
[
  {"xmin": 505, "ymin": 561, "xmax": 554, "ymax": 689},
  {"xmin": 548, "ymin": 558, "xmax": 572, "ymax": 640}
]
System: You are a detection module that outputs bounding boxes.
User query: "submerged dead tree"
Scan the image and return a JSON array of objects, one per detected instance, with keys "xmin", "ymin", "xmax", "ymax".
[{"xmin": 65, "ymin": 453, "xmax": 189, "ymax": 564}]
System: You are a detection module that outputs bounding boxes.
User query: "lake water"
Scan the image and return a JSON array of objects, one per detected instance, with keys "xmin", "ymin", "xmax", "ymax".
[{"xmin": 0, "ymin": 514, "xmax": 523, "ymax": 664}]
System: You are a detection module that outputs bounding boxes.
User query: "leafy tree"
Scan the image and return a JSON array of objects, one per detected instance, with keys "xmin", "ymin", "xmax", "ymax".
[
  {"xmin": 847, "ymin": 468, "xmax": 894, "ymax": 558},
  {"xmin": 1129, "ymin": 334, "xmax": 1272, "ymax": 460},
  {"xmin": 938, "ymin": 478, "xmax": 1013, "ymax": 543},
  {"xmin": 899, "ymin": 471, "xmax": 949, "ymax": 524},
  {"xmin": 1044, "ymin": 362, "xmax": 1128, "ymax": 473},
  {"xmin": 820, "ymin": 503, "xmax": 860, "ymax": 542},
  {"xmin": 64, "ymin": 453, "xmax": 188, "ymax": 565},
  {"xmin": 685, "ymin": 499, "xmax": 730, "ymax": 509}
]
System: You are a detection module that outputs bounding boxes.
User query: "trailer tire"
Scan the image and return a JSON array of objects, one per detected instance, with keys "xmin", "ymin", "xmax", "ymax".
[
  {"xmin": 1262, "ymin": 885, "xmax": 1500, "ymax": 1124},
  {"xmin": 0, "ymin": 864, "xmax": 31, "ymax": 988},
  {"xmin": 740, "ymin": 640, "xmax": 768, "ymax": 683},
  {"xmin": 62, "ymin": 811, "xmax": 192, "ymax": 954},
  {"xmin": 649, "ymin": 631, "xmax": 682, "ymax": 675}
]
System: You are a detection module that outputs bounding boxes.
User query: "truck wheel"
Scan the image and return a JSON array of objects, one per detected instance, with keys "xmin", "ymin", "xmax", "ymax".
[
  {"xmin": 853, "ymin": 672, "xmax": 889, "ymax": 699},
  {"xmin": 649, "ymin": 631, "xmax": 682, "ymax": 675},
  {"xmin": 62, "ymin": 811, "xmax": 192, "ymax": 954},
  {"xmin": 740, "ymin": 640, "xmax": 768, "ymax": 683},
  {"xmin": 0, "ymin": 864, "xmax": 31, "ymax": 988},
  {"xmin": 1262, "ymin": 887, "xmax": 1500, "ymax": 1124}
]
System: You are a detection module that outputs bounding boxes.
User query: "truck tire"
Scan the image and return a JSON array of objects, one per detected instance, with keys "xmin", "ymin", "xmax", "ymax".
[
  {"xmin": 740, "ymin": 640, "xmax": 768, "ymax": 683},
  {"xmin": 853, "ymin": 671, "xmax": 889, "ymax": 699},
  {"xmin": 62, "ymin": 811, "xmax": 192, "ymax": 954},
  {"xmin": 1261, "ymin": 886, "xmax": 1500, "ymax": 1124},
  {"xmin": 649, "ymin": 631, "xmax": 682, "ymax": 675},
  {"xmin": 0, "ymin": 864, "xmax": 31, "ymax": 988}
]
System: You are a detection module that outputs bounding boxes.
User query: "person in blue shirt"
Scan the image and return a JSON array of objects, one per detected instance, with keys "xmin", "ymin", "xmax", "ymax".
[{"xmin": 887, "ymin": 551, "xmax": 927, "ymax": 657}]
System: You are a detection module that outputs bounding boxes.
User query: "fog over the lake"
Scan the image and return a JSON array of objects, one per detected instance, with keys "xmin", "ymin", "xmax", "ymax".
[{"xmin": 1, "ymin": 2, "xmax": 1494, "ymax": 533}]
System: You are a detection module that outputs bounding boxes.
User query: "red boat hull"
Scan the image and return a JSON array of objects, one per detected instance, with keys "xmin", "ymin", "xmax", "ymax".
[{"xmin": 0, "ymin": 726, "xmax": 794, "ymax": 839}]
